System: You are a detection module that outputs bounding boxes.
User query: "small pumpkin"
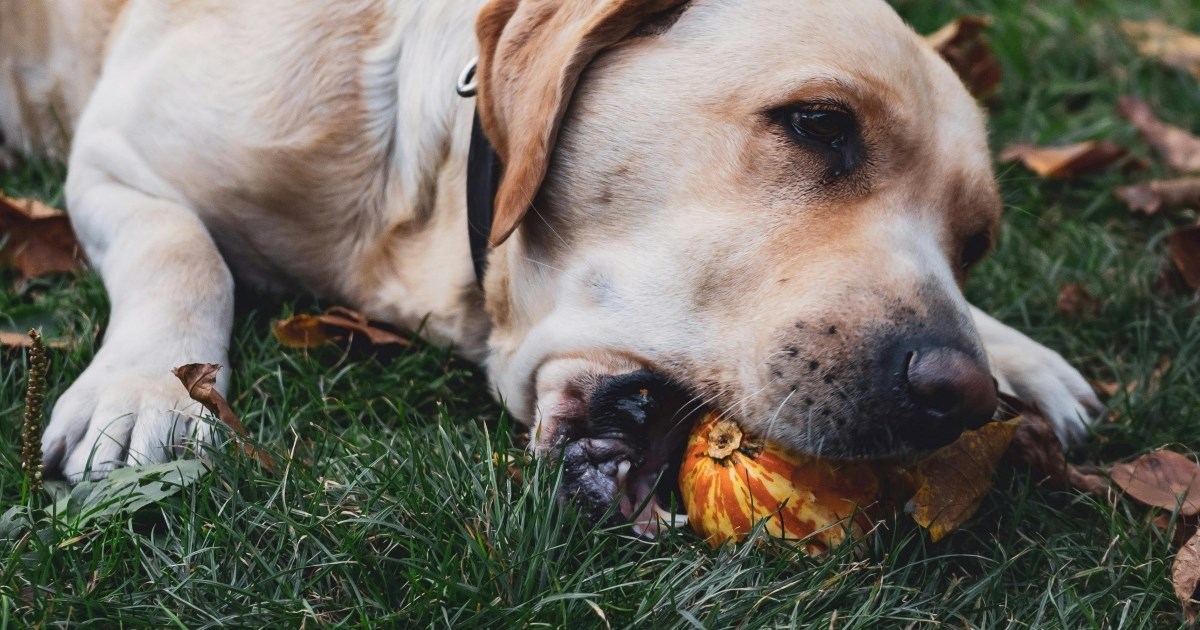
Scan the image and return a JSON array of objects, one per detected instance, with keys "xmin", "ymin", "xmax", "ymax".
[
  {"xmin": 678, "ymin": 410, "xmax": 1021, "ymax": 552},
  {"xmin": 678, "ymin": 410, "xmax": 882, "ymax": 553}
]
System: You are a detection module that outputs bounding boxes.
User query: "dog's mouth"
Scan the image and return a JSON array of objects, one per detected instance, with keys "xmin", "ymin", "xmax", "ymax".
[{"xmin": 556, "ymin": 370, "xmax": 698, "ymax": 537}]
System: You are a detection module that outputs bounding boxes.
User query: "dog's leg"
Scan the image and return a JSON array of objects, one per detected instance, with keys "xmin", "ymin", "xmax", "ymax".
[
  {"xmin": 43, "ymin": 162, "xmax": 234, "ymax": 481},
  {"xmin": 970, "ymin": 306, "xmax": 1103, "ymax": 445}
]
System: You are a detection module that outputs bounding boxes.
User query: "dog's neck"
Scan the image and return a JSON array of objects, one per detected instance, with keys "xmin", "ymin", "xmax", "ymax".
[{"xmin": 341, "ymin": 0, "xmax": 498, "ymax": 364}]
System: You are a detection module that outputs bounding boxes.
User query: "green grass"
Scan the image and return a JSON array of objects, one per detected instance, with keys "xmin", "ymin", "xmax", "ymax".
[{"xmin": 3, "ymin": 0, "xmax": 1200, "ymax": 626}]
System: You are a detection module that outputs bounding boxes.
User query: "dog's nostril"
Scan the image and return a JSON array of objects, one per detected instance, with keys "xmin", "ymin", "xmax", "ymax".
[{"xmin": 906, "ymin": 347, "xmax": 997, "ymax": 430}]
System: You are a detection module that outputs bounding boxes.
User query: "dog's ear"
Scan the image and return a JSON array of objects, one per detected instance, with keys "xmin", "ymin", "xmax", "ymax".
[{"xmin": 475, "ymin": 0, "xmax": 688, "ymax": 247}]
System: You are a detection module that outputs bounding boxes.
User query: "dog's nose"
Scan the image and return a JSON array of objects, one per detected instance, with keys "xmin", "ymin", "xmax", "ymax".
[{"xmin": 905, "ymin": 347, "xmax": 998, "ymax": 446}]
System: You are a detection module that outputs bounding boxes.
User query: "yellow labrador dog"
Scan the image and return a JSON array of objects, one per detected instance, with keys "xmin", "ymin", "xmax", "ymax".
[{"xmin": 3, "ymin": 0, "xmax": 1101, "ymax": 533}]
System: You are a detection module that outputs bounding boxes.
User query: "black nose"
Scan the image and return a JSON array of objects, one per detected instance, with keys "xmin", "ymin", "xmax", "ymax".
[{"xmin": 904, "ymin": 347, "xmax": 998, "ymax": 448}]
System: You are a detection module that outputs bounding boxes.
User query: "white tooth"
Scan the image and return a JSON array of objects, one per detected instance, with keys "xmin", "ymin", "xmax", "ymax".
[
  {"xmin": 631, "ymin": 521, "xmax": 658, "ymax": 540},
  {"xmin": 654, "ymin": 505, "xmax": 689, "ymax": 528},
  {"xmin": 616, "ymin": 460, "xmax": 632, "ymax": 488}
]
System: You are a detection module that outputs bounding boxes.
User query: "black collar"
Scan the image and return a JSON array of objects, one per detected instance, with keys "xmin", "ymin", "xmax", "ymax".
[{"xmin": 466, "ymin": 110, "xmax": 502, "ymax": 288}]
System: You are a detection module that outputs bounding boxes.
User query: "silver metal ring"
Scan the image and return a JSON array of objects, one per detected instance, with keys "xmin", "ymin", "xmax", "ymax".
[{"xmin": 457, "ymin": 57, "xmax": 479, "ymax": 98}]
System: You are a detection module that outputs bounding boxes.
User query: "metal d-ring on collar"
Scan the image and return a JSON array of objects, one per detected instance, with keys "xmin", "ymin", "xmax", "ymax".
[
  {"xmin": 457, "ymin": 56, "xmax": 479, "ymax": 98},
  {"xmin": 457, "ymin": 55, "xmax": 500, "ymax": 289}
]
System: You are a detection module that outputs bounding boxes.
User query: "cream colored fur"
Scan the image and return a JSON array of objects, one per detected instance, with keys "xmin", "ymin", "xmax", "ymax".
[{"xmin": 0, "ymin": 0, "xmax": 1100, "ymax": 485}]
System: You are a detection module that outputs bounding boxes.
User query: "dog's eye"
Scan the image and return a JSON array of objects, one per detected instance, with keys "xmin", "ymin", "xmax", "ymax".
[
  {"xmin": 775, "ymin": 106, "xmax": 863, "ymax": 179},
  {"xmin": 961, "ymin": 232, "xmax": 992, "ymax": 270},
  {"xmin": 788, "ymin": 110, "xmax": 854, "ymax": 146}
]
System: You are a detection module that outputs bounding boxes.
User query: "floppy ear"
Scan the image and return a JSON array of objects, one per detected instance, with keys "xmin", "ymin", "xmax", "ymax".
[{"xmin": 475, "ymin": 0, "xmax": 688, "ymax": 247}]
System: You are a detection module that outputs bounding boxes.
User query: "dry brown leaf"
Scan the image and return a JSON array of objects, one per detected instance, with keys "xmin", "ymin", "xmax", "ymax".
[
  {"xmin": 908, "ymin": 418, "xmax": 1021, "ymax": 542},
  {"xmin": 0, "ymin": 194, "xmax": 85, "ymax": 280},
  {"xmin": 1000, "ymin": 395, "xmax": 1111, "ymax": 497},
  {"xmin": 1005, "ymin": 399, "xmax": 1070, "ymax": 489},
  {"xmin": 1056, "ymin": 282, "xmax": 1101, "ymax": 318},
  {"xmin": 1067, "ymin": 464, "xmax": 1112, "ymax": 497},
  {"xmin": 1117, "ymin": 97, "xmax": 1200, "ymax": 173},
  {"xmin": 1104, "ymin": 357, "xmax": 1173, "ymax": 398},
  {"xmin": 272, "ymin": 314, "xmax": 333, "ymax": 348},
  {"xmin": 1175, "ymin": 530, "xmax": 1200, "ymax": 622},
  {"xmin": 1116, "ymin": 178, "xmax": 1200, "ymax": 215},
  {"xmin": 1091, "ymin": 380, "xmax": 1122, "ymax": 398},
  {"xmin": 0, "ymin": 330, "xmax": 70, "ymax": 349},
  {"xmin": 1122, "ymin": 20, "xmax": 1200, "ymax": 82},
  {"xmin": 273, "ymin": 307, "xmax": 409, "ymax": 349},
  {"xmin": 172, "ymin": 363, "xmax": 275, "ymax": 471},
  {"xmin": 999, "ymin": 141, "xmax": 1131, "ymax": 179},
  {"xmin": 925, "ymin": 16, "xmax": 1002, "ymax": 100},
  {"xmin": 1153, "ymin": 513, "xmax": 1199, "ymax": 549},
  {"xmin": 1111, "ymin": 450, "xmax": 1200, "ymax": 516},
  {"xmin": 1168, "ymin": 224, "xmax": 1200, "ymax": 290}
]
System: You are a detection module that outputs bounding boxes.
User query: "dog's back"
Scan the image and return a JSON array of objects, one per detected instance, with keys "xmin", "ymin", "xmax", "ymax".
[{"xmin": 0, "ymin": 0, "xmax": 129, "ymax": 159}]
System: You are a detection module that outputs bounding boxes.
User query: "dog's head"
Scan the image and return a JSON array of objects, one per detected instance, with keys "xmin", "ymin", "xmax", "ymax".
[{"xmin": 475, "ymin": 0, "xmax": 1002, "ymax": 524}]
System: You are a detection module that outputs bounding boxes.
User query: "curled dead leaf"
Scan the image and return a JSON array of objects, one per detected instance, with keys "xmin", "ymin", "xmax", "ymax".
[
  {"xmin": 1005, "ymin": 397, "xmax": 1070, "ymax": 489},
  {"xmin": 1174, "ymin": 530, "xmax": 1200, "ymax": 622},
  {"xmin": 1001, "ymin": 394, "xmax": 1111, "ymax": 497},
  {"xmin": 1116, "ymin": 178, "xmax": 1200, "ymax": 216},
  {"xmin": 172, "ymin": 363, "xmax": 275, "ymax": 471},
  {"xmin": 1153, "ymin": 512, "xmax": 1199, "ymax": 550},
  {"xmin": 1056, "ymin": 282, "xmax": 1102, "ymax": 318},
  {"xmin": 1000, "ymin": 141, "xmax": 1132, "ymax": 179},
  {"xmin": 1117, "ymin": 97, "xmax": 1200, "ymax": 173},
  {"xmin": 1168, "ymin": 225, "xmax": 1200, "ymax": 290},
  {"xmin": 0, "ymin": 194, "xmax": 85, "ymax": 281},
  {"xmin": 1110, "ymin": 450, "xmax": 1200, "ymax": 516},
  {"xmin": 0, "ymin": 330, "xmax": 70, "ymax": 350},
  {"xmin": 925, "ymin": 16, "xmax": 1002, "ymax": 100},
  {"xmin": 1066, "ymin": 464, "xmax": 1112, "ymax": 498},
  {"xmin": 1121, "ymin": 20, "xmax": 1200, "ymax": 82},
  {"xmin": 273, "ymin": 307, "xmax": 409, "ymax": 349},
  {"xmin": 907, "ymin": 418, "xmax": 1021, "ymax": 542}
]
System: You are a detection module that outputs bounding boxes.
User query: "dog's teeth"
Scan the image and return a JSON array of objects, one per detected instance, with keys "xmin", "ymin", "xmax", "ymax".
[
  {"xmin": 654, "ymin": 505, "xmax": 689, "ymax": 528},
  {"xmin": 616, "ymin": 460, "xmax": 632, "ymax": 487},
  {"xmin": 631, "ymin": 521, "xmax": 658, "ymax": 540}
]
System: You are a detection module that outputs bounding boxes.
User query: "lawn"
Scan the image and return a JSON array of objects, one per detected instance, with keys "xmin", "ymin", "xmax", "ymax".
[{"xmin": 3, "ymin": 0, "xmax": 1200, "ymax": 626}]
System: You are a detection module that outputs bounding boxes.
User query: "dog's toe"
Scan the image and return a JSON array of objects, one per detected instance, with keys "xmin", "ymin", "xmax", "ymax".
[
  {"xmin": 45, "ymin": 365, "xmax": 215, "ymax": 482},
  {"xmin": 987, "ymin": 342, "xmax": 1102, "ymax": 447}
]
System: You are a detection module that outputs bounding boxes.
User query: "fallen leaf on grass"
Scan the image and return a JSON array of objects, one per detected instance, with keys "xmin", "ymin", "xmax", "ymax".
[
  {"xmin": 1000, "ymin": 141, "xmax": 1132, "ymax": 179},
  {"xmin": 1154, "ymin": 512, "xmax": 1199, "ymax": 549},
  {"xmin": 925, "ymin": 16, "xmax": 1002, "ymax": 100},
  {"xmin": 1067, "ymin": 465, "xmax": 1112, "ymax": 497},
  {"xmin": 1121, "ymin": 20, "xmax": 1200, "ymax": 82},
  {"xmin": 907, "ymin": 418, "xmax": 1020, "ymax": 542},
  {"xmin": 1110, "ymin": 450, "xmax": 1200, "ymax": 516},
  {"xmin": 273, "ymin": 306, "xmax": 409, "ymax": 349},
  {"xmin": 1056, "ymin": 282, "xmax": 1102, "ymax": 318},
  {"xmin": 1116, "ymin": 178, "xmax": 1200, "ymax": 215},
  {"xmin": 1005, "ymin": 399, "xmax": 1070, "ymax": 489},
  {"xmin": 0, "ymin": 194, "xmax": 85, "ymax": 280},
  {"xmin": 173, "ymin": 363, "xmax": 275, "ymax": 471},
  {"xmin": 0, "ymin": 330, "xmax": 70, "ymax": 349},
  {"xmin": 1002, "ymin": 394, "xmax": 1111, "ymax": 496},
  {"xmin": 1168, "ymin": 225, "xmax": 1200, "ymax": 290},
  {"xmin": 1117, "ymin": 97, "xmax": 1200, "ymax": 173},
  {"xmin": 1175, "ymin": 530, "xmax": 1200, "ymax": 622}
]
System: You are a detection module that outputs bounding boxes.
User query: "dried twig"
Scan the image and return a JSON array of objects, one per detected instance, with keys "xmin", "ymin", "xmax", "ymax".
[{"xmin": 22, "ymin": 329, "xmax": 47, "ymax": 495}]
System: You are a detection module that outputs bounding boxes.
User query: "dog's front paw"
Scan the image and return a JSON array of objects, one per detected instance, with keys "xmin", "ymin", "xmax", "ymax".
[
  {"xmin": 43, "ymin": 358, "xmax": 219, "ymax": 482},
  {"xmin": 971, "ymin": 308, "xmax": 1103, "ymax": 446},
  {"xmin": 985, "ymin": 340, "xmax": 1103, "ymax": 446}
]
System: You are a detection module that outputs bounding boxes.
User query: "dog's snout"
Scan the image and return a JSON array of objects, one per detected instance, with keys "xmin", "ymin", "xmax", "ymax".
[{"xmin": 904, "ymin": 347, "xmax": 998, "ymax": 446}]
